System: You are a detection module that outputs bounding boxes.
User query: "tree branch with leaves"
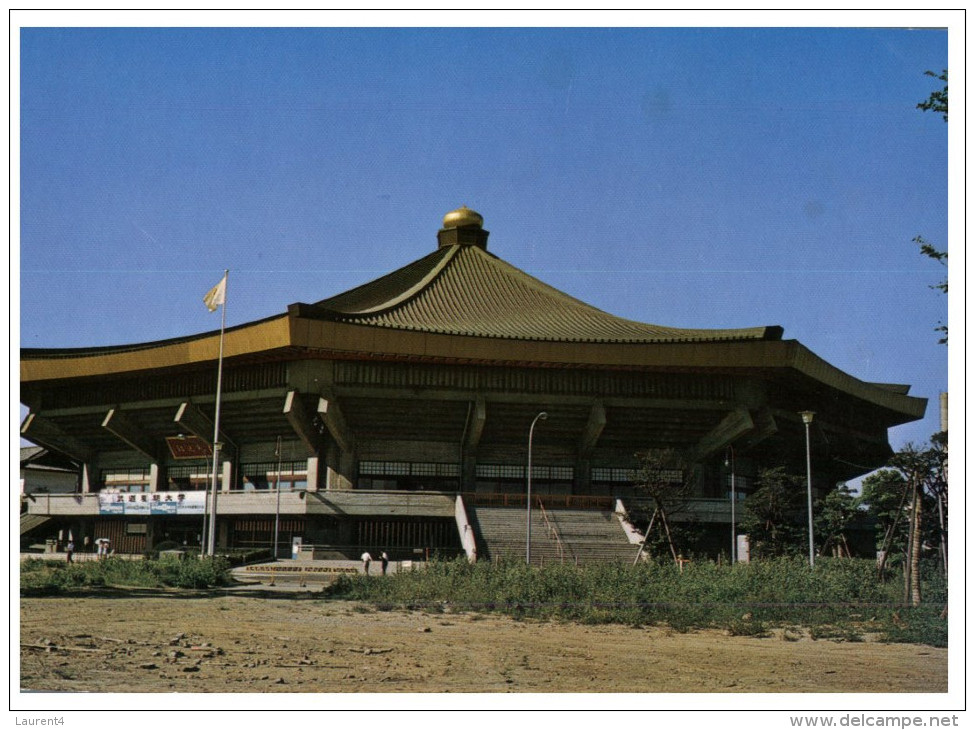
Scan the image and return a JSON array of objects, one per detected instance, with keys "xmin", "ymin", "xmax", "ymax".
[
  {"xmin": 631, "ymin": 448, "xmax": 696, "ymax": 564},
  {"xmin": 915, "ymin": 69, "xmax": 948, "ymax": 343}
]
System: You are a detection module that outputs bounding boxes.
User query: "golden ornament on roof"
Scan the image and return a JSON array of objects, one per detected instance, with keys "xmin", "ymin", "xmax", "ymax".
[{"xmin": 442, "ymin": 206, "xmax": 484, "ymax": 229}]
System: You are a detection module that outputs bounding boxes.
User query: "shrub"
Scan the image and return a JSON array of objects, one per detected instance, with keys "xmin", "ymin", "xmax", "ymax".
[
  {"xmin": 19, "ymin": 556, "xmax": 231, "ymax": 594},
  {"xmin": 324, "ymin": 556, "xmax": 947, "ymax": 646}
]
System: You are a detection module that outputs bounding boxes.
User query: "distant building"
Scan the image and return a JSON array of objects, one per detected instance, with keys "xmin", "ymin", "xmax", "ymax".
[
  {"xmin": 20, "ymin": 207, "xmax": 925, "ymax": 560},
  {"xmin": 20, "ymin": 446, "xmax": 78, "ymax": 496}
]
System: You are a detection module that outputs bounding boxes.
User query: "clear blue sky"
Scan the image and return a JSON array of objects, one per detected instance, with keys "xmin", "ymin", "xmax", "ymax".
[{"xmin": 18, "ymin": 23, "xmax": 949, "ymax": 451}]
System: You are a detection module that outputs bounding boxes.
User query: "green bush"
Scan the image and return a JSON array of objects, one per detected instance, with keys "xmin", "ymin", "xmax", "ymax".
[
  {"xmin": 19, "ymin": 556, "xmax": 231, "ymax": 594},
  {"xmin": 325, "ymin": 556, "xmax": 947, "ymax": 646}
]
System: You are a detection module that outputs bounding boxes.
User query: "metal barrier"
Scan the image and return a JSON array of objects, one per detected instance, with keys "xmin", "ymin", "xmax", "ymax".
[{"xmin": 536, "ymin": 499, "xmax": 567, "ymax": 564}]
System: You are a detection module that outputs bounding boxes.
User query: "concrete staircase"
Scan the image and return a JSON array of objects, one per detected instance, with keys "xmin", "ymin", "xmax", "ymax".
[
  {"xmin": 470, "ymin": 506, "xmax": 635, "ymax": 566},
  {"xmin": 547, "ymin": 509, "xmax": 637, "ymax": 564}
]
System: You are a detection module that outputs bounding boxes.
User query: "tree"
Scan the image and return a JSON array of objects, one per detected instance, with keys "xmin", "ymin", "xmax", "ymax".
[
  {"xmin": 917, "ymin": 69, "xmax": 947, "ymax": 120},
  {"xmin": 889, "ymin": 445, "xmax": 928, "ymax": 606},
  {"xmin": 915, "ymin": 69, "xmax": 948, "ymax": 343},
  {"xmin": 928, "ymin": 430, "xmax": 949, "ymax": 573},
  {"xmin": 815, "ymin": 483, "xmax": 859, "ymax": 557},
  {"xmin": 860, "ymin": 468, "xmax": 910, "ymax": 573},
  {"xmin": 868, "ymin": 437, "xmax": 948, "ymax": 606},
  {"xmin": 739, "ymin": 466, "xmax": 807, "ymax": 559},
  {"xmin": 631, "ymin": 448, "xmax": 695, "ymax": 563}
]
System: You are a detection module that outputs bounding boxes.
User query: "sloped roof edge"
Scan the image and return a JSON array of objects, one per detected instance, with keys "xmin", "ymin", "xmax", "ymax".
[{"xmin": 308, "ymin": 243, "xmax": 783, "ymax": 344}]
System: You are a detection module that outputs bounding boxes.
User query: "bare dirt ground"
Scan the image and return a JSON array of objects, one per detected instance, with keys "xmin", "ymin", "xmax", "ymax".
[{"xmin": 20, "ymin": 590, "xmax": 947, "ymax": 693}]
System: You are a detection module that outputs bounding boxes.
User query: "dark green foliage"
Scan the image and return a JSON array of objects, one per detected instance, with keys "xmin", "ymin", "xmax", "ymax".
[
  {"xmin": 20, "ymin": 555, "xmax": 231, "ymax": 594},
  {"xmin": 726, "ymin": 618, "xmax": 769, "ymax": 638},
  {"xmin": 739, "ymin": 467, "xmax": 808, "ymax": 558},
  {"xmin": 917, "ymin": 69, "xmax": 948, "ymax": 122},
  {"xmin": 630, "ymin": 448, "xmax": 696, "ymax": 560},
  {"xmin": 326, "ymin": 556, "xmax": 946, "ymax": 646},
  {"xmin": 914, "ymin": 69, "xmax": 948, "ymax": 342},
  {"xmin": 861, "ymin": 468, "xmax": 909, "ymax": 552},
  {"xmin": 881, "ymin": 608, "xmax": 947, "ymax": 648},
  {"xmin": 815, "ymin": 483, "xmax": 860, "ymax": 557}
]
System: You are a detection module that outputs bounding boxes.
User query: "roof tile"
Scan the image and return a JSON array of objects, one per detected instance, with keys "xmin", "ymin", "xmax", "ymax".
[{"xmin": 312, "ymin": 244, "xmax": 781, "ymax": 344}]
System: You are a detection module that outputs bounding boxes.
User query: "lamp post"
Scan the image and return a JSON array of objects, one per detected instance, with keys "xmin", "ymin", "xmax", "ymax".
[
  {"xmin": 799, "ymin": 411, "xmax": 816, "ymax": 568},
  {"xmin": 725, "ymin": 446, "xmax": 736, "ymax": 564},
  {"xmin": 526, "ymin": 411, "xmax": 548, "ymax": 565},
  {"xmin": 273, "ymin": 435, "xmax": 282, "ymax": 560}
]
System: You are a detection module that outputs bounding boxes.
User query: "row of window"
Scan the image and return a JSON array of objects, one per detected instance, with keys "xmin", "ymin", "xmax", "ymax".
[
  {"xmin": 359, "ymin": 461, "xmax": 461, "ymax": 477},
  {"xmin": 99, "ymin": 461, "xmax": 755, "ymax": 493},
  {"xmin": 100, "ymin": 461, "xmax": 309, "ymax": 492},
  {"xmin": 359, "ymin": 462, "xmax": 617, "ymax": 485}
]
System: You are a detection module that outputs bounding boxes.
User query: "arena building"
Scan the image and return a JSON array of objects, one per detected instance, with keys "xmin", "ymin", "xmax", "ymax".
[{"xmin": 20, "ymin": 207, "xmax": 926, "ymax": 563}]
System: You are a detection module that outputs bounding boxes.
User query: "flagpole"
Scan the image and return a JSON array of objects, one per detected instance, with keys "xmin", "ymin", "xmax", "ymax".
[
  {"xmin": 207, "ymin": 270, "xmax": 229, "ymax": 557},
  {"xmin": 200, "ymin": 452, "xmax": 210, "ymax": 555}
]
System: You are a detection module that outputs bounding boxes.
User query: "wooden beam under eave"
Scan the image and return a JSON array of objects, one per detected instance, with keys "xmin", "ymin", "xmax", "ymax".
[
  {"xmin": 21, "ymin": 413, "xmax": 93, "ymax": 463},
  {"xmin": 102, "ymin": 408, "xmax": 161, "ymax": 463},
  {"xmin": 173, "ymin": 402, "xmax": 237, "ymax": 459},
  {"xmin": 578, "ymin": 399, "xmax": 606, "ymax": 459},
  {"xmin": 686, "ymin": 408, "xmax": 755, "ymax": 464}
]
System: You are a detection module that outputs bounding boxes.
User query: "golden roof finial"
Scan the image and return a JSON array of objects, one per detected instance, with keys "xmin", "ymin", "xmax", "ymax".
[{"xmin": 442, "ymin": 206, "xmax": 484, "ymax": 229}]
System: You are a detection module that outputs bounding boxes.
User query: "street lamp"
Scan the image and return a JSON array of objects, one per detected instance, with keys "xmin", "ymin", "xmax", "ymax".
[
  {"xmin": 725, "ymin": 446, "xmax": 736, "ymax": 564},
  {"xmin": 799, "ymin": 411, "xmax": 816, "ymax": 568},
  {"xmin": 526, "ymin": 411, "xmax": 548, "ymax": 565}
]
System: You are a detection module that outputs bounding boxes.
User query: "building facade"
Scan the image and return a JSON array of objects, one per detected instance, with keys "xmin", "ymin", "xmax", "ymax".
[{"xmin": 20, "ymin": 208, "xmax": 926, "ymax": 560}]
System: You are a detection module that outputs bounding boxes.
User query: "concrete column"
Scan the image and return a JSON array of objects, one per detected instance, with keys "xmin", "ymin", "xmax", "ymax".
[
  {"xmin": 306, "ymin": 456, "xmax": 320, "ymax": 492},
  {"xmin": 221, "ymin": 460, "xmax": 232, "ymax": 493},
  {"xmin": 80, "ymin": 461, "xmax": 98, "ymax": 494},
  {"xmin": 325, "ymin": 444, "xmax": 355, "ymax": 491},
  {"xmin": 149, "ymin": 463, "xmax": 164, "ymax": 493},
  {"xmin": 461, "ymin": 449, "xmax": 477, "ymax": 492}
]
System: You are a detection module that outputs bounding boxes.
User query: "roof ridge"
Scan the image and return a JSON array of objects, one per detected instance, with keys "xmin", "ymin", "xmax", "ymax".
[
  {"xmin": 313, "ymin": 246, "xmax": 453, "ymax": 314},
  {"xmin": 339, "ymin": 245, "xmax": 461, "ymax": 316}
]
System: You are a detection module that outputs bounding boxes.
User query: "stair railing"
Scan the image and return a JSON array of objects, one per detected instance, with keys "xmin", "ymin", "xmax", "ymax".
[{"xmin": 537, "ymin": 499, "xmax": 566, "ymax": 564}]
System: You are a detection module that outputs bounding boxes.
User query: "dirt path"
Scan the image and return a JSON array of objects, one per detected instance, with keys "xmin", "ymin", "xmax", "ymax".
[{"xmin": 20, "ymin": 592, "xmax": 947, "ymax": 693}]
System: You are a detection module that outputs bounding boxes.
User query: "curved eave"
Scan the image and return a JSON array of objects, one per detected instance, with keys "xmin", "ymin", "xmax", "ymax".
[
  {"xmin": 787, "ymin": 343, "xmax": 927, "ymax": 425},
  {"xmin": 21, "ymin": 314, "xmax": 293, "ymax": 382},
  {"xmin": 21, "ymin": 311, "xmax": 925, "ymax": 427}
]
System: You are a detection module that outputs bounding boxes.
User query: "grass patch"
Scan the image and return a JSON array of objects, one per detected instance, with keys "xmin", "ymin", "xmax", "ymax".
[
  {"xmin": 20, "ymin": 555, "xmax": 231, "ymax": 594},
  {"xmin": 325, "ymin": 556, "xmax": 947, "ymax": 646}
]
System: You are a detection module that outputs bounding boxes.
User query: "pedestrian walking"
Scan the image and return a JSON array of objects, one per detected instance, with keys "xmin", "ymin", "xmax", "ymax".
[
  {"xmin": 380, "ymin": 551, "xmax": 389, "ymax": 575},
  {"xmin": 65, "ymin": 540, "xmax": 74, "ymax": 563},
  {"xmin": 361, "ymin": 551, "xmax": 373, "ymax": 575}
]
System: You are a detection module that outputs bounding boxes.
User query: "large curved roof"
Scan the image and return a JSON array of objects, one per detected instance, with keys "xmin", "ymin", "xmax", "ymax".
[
  {"xmin": 309, "ymin": 242, "xmax": 783, "ymax": 344},
  {"xmin": 20, "ymin": 208, "xmax": 925, "ymax": 426}
]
